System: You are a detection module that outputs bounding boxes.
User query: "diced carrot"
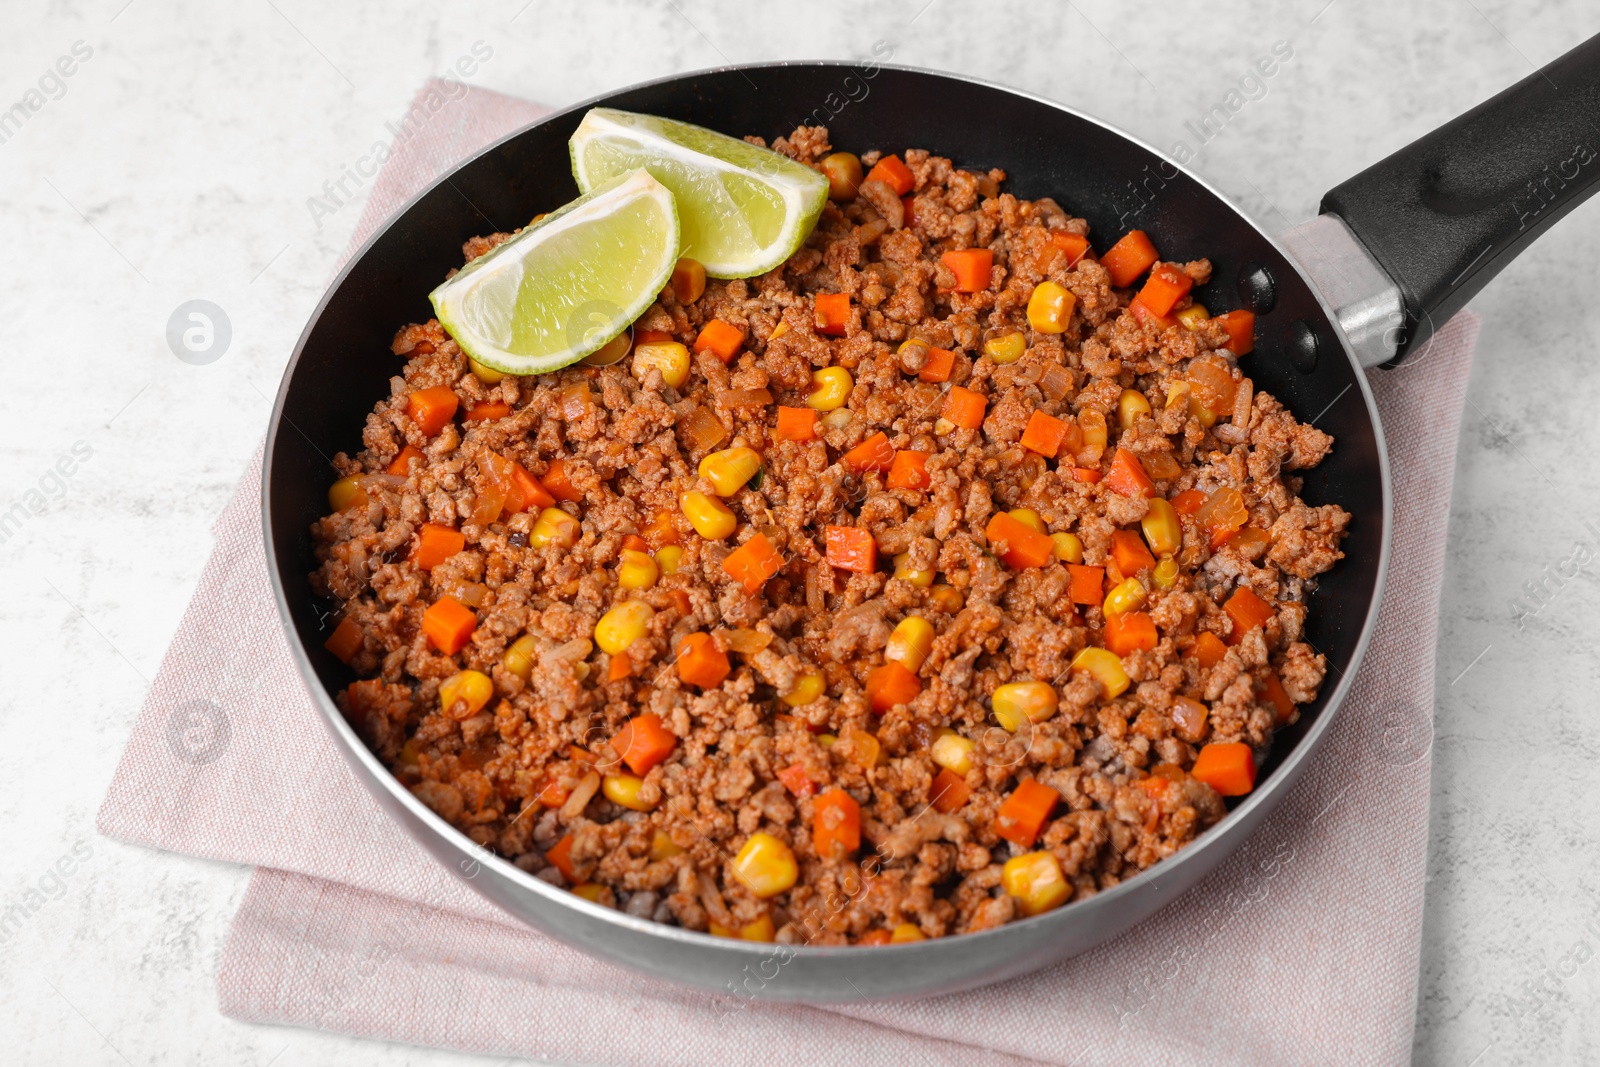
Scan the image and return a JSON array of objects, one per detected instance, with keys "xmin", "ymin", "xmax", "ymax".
[
  {"xmin": 610, "ymin": 712, "xmax": 677, "ymax": 776},
  {"xmin": 668, "ymin": 589, "xmax": 692, "ymax": 616},
  {"xmin": 676, "ymin": 632, "xmax": 730, "ymax": 689},
  {"xmin": 1104, "ymin": 610, "xmax": 1158, "ymax": 655},
  {"xmin": 1215, "ymin": 310, "xmax": 1256, "ymax": 355},
  {"xmin": 1171, "ymin": 488, "xmax": 1206, "ymax": 515},
  {"xmin": 1258, "ymin": 668, "xmax": 1295, "ymax": 724},
  {"xmin": 812, "ymin": 788, "xmax": 862, "ymax": 859},
  {"xmin": 421, "ymin": 595, "xmax": 476, "ymax": 654},
  {"xmin": 774, "ymin": 405, "xmax": 818, "ymax": 442},
  {"xmin": 1135, "ymin": 264, "xmax": 1194, "ymax": 317},
  {"xmin": 1130, "ymin": 296, "xmax": 1177, "ymax": 331},
  {"xmin": 1071, "ymin": 467, "xmax": 1103, "ymax": 484},
  {"xmin": 693, "ymin": 319, "xmax": 746, "ymax": 363},
  {"xmin": 825, "ymin": 525, "xmax": 877, "ymax": 574},
  {"xmin": 546, "ymin": 833, "xmax": 578, "ymax": 881},
  {"xmin": 1104, "ymin": 448, "xmax": 1156, "ymax": 498},
  {"xmin": 386, "ymin": 445, "xmax": 424, "ymax": 476},
  {"xmin": 323, "ymin": 617, "xmax": 362, "ymax": 664},
  {"xmin": 777, "ymin": 764, "xmax": 816, "ymax": 799},
  {"xmin": 607, "ymin": 649, "xmax": 632, "ymax": 681},
  {"xmin": 858, "ymin": 928, "xmax": 894, "ymax": 946},
  {"xmin": 885, "ymin": 450, "xmax": 931, "ymax": 491},
  {"xmin": 537, "ymin": 776, "xmax": 569, "ymax": 807},
  {"xmin": 917, "ymin": 347, "xmax": 955, "ymax": 383},
  {"xmin": 1067, "ymin": 564, "xmax": 1105, "ymax": 605},
  {"xmin": 867, "ymin": 661, "xmax": 922, "ymax": 712},
  {"xmin": 1019, "ymin": 410, "xmax": 1068, "ymax": 458},
  {"xmin": 941, "ymin": 385, "xmax": 986, "ymax": 430},
  {"xmin": 621, "ymin": 534, "xmax": 650, "ymax": 552},
  {"xmin": 901, "ymin": 195, "xmax": 917, "ymax": 226},
  {"xmin": 842, "ymin": 431, "xmax": 896, "ymax": 473},
  {"xmin": 865, "ymin": 153, "xmax": 915, "ymax": 196},
  {"xmin": 1110, "ymin": 528, "xmax": 1156, "ymax": 575},
  {"xmin": 941, "ymin": 248, "xmax": 994, "ymax": 293},
  {"xmin": 634, "ymin": 329, "xmax": 672, "ymax": 345},
  {"xmin": 994, "ymin": 778, "xmax": 1059, "ymax": 848},
  {"xmin": 406, "ymin": 385, "xmax": 459, "ymax": 437},
  {"xmin": 1101, "ymin": 230, "xmax": 1160, "ymax": 287},
  {"xmin": 412, "ymin": 523, "xmax": 465, "ymax": 571},
  {"xmin": 541, "ymin": 459, "xmax": 582, "ymax": 502},
  {"xmin": 504, "ymin": 460, "xmax": 554, "ymax": 513},
  {"xmin": 930, "ymin": 768, "xmax": 971, "ymax": 814},
  {"xmin": 463, "ymin": 400, "xmax": 511, "ymax": 423},
  {"xmin": 723, "ymin": 532, "xmax": 783, "ymax": 595},
  {"xmin": 1191, "ymin": 742, "xmax": 1256, "ymax": 796},
  {"xmin": 1189, "ymin": 630, "xmax": 1229, "ymax": 668},
  {"xmin": 642, "ymin": 511, "xmax": 680, "ymax": 548},
  {"xmin": 1224, "ymin": 586, "xmax": 1276, "ymax": 645},
  {"xmin": 814, "ymin": 292, "xmax": 850, "ymax": 336},
  {"xmin": 984, "ymin": 511, "xmax": 1054, "ymax": 569},
  {"xmin": 1037, "ymin": 230, "xmax": 1090, "ymax": 272}
]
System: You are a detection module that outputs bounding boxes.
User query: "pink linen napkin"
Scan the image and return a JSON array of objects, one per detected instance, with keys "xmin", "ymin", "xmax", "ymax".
[{"xmin": 99, "ymin": 78, "xmax": 1478, "ymax": 1066}]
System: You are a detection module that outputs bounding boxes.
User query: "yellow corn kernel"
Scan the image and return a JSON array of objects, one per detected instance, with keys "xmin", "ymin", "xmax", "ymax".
[
  {"xmin": 529, "ymin": 507, "xmax": 580, "ymax": 549},
  {"xmin": 844, "ymin": 728, "xmax": 884, "ymax": 769},
  {"xmin": 649, "ymin": 830, "xmax": 685, "ymax": 861},
  {"xmin": 1002, "ymin": 851, "xmax": 1072, "ymax": 916},
  {"xmin": 892, "ymin": 552, "xmax": 936, "ymax": 588},
  {"xmin": 740, "ymin": 915, "xmax": 777, "ymax": 942},
  {"xmin": 468, "ymin": 355, "xmax": 508, "ymax": 383},
  {"xmin": 1070, "ymin": 647, "xmax": 1131, "ymax": 699},
  {"xmin": 806, "ymin": 366, "xmax": 853, "ymax": 411},
  {"xmin": 1175, "ymin": 304, "xmax": 1210, "ymax": 330},
  {"xmin": 327, "ymin": 475, "xmax": 362, "ymax": 512},
  {"xmin": 571, "ymin": 882, "xmax": 608, "ymax": 903},
  {"xmin": 731, "ymin": 832, "xmax": 798, "ymax": 898},
  {"xmin": 885, "ymin": 616, "xmax": 935, "ymax": 673},
  {"xmin": 502, "ymin": 634, "xmax": 540, "ymax": 680},
  {"xmin": 1051, "ymin": 532, "xmax": 1084, "ymax": 564},
  {"xmin": 581, "ymin": 330, "xmax": 631, "ymax": 367},
  {"xmin": 890, "ymin": 922, "xmax": 926, "ymax": 943},
  {"xmin": 1079, "ymin": 408, "xmax": 1107, "ymax": 456},
  {"xmin": 672, "ymin": 257, "xmax": 707, "ymax": 304},
  {"xmin": 708, "ymin": 921, "xmax": 735, "ymax": 938},
  {"xmin": 1027, "ymin": 280, "xmax": 1077, "ymax": 334},
  {"xmin": 991, "ymin": 680, "xmax": 1059, "ymax": 732},
  {"xmin": 929, "ymin": 584, "xmax": 965, "ymax": 613},
  {"xmin": 1153, "ymin": 555, "xmax": 1180, "ymax": 589},
  {"xmin": 616, "ymin": 548, "xmax": 659, "ymax": 591},
  {"xmin": 698, "ymin": 446, "xmax": 763, "ymax": 497},
  {"xmin": 1141, "ymin": 498, "xmax": 1182, "ymax": 557},
  {"xmin": 439, "ymin": 669, "xmax": 494, "ymax": 717},
  {"xmin": 1165, "ymin": 380, "xmax": 1192, "ymax": 415},
  {"xmin": 983, "ymin": 330, "xmax": 1027, "ymax": 364},
  {"xmin": 680, "ymin": 491, "xmax": 737, "ymax": 540},
  {"xmin": 1103, "ymin": 576, "xmax": 1147, "ymax": 617},
  {"xmin": 821, "ymin": 151, "xmax": 863, "ymax": 199},
  {"xmin": 398, "ymin": 739, "xmax": 421, "ymax": 766},
  {"xmin": 594, "ymin": 600, "xmax": 655, "ymax": 655},
  {"xmin": 1008, "ymin": 508, "xmax": 1046, "ymax": 534},
  {"xmin": 781, "ymin": 672, "xmax": 825, "ymax": 707},
  {"xmin": 1117, "ymin": 388, "xmax": 1153, "ymax": 430},
  {"xmin": 769, "ymin": 321, "xmax": 790, "ymax": 341},
  {"xmin": 817, "ymin": 733, "xmax": 838, "ymax": 748},
  {"xmin": 602, "ymin": 773, "xmax": 656, "ymax": 812},
  {"xmin": 930, "ymin": 730, "xmax": 974, "ymax": 776},
  {"xmin": 655, "ymin": 544, "xmax": 684, "ymax": 575},
  {"xmin": 633, "ymin": 341, "xmax": 691, "ymax": 390}
]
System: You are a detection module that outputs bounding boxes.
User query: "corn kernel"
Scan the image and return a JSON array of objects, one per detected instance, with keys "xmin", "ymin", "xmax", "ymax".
[
  {"xmin": 817, "ymin": 733, "xmax": 838, "ymax": 748},
  {"xmin": 740, "ymin": 915, "xmax": 777, "ymax": 942},
  {"xmin": 885, "ymin": 616, "xmax": 934, "ymax": 673},
  {"xmin": 1008, "ymin": 508, "xmax": 1046, "ymax": 534},
  {"xmin": 731, "ymin": 831, "xmax": 798, "ymax": 898},
  {"xmin": 983, "ymin": 330, "xmax": 1027, "ymax": 364},
  {"xmin": 890, "ymin": 922, "xmax": 926, "ymax": 943},
  {"xmin": 594, "ymin": 600, "xmax": 655, "ymax": 655},
  {"xmin": 991, "ymin": 681, "xmax": 1058, "ymax": 731},
  {"xmin": 633, "ymin": 341, "xmax": 691, "ymax": 389},
  {"xmin": 1070, "ymin": 647, "xmax": 1131, "ymax": 698},
  {"xmin": 439, "ymin": 670, "xmax": 494, "ymax": 718},
  {"xmin": 672, "ymin": 257, "xmax": 706, "ymax": 304},
  {"xmin": 649, "ymin": 829, "xmax": 685, "ymax": 861},
  {"xmin": 781, "ymin": 672, "xmax": 825, "ymax": 707},
  {"xmin": 1141, "ymin": 498, "xmax": 1182, "ymax": 557},
  {"xmin": 502, "ymin": 634, "xmax": 539, "ymax": 680},
  {"xmin": 602, "ymin": 773, "xmax": 656, "ymax": 812},
  {"xmin": 1051, "ymin": 532, "xmax": 1084, "ymax": 564},
  {"xmin": 892, "ymin": 551, "xmax": 935, "ymax": 587},
  {"xmin": 571, "ymin": 882, "xmax": 608, "ymax": 903},
  {"xmin": 1165, "ymin": 380, "xmax": 1192, "ymax": 415},
  {"xmin": 655, "ymin": 544, "xmax": 684, "ymax": 575},
  {"xmin": 806, "ymin": 366, "xmax": 853, "ymax": 411},
  {"xmin": 1175, "ymin": 304, "xmax": 1210, "ymax": 330},
  {"xmin": 617, "ymin": 548, "xmax": 659, "ymax": 590},
  {"xmin": 1104, "ymin": 577, "xmax": 1147, "ymax": 616},
  {"xmin": 1117, "ymin": 388, "xmax": 1152, "ymax": 430},
  {"xmin": 680, "ymin": 491, "xmax": 737, "ymax": 540},
  {"xmin": 1153, "ymin": 555, "xmax": 1180, "ymax": 589},
  {"xmin": 468, "ymin": 355, "xmax": 508, "ymax": 383},
  {"xmin": 930, "ymin": 730, "xmax": 974, "ymax": 775},
  {"xmin": 698, "ymin": 446, "xmax": 763, "ymax": 497},
  {"xmin": 581, "ymin": 330, "xmax": 631, "ymax": 367},
  {"xmin": 1002, "ymin": 851, "xmax": 1071, "ymax": 916},
  {"xmin": 1079, "ymin": 408, "xmax": 1107, "ymax": 457},
  {"xmin": 398, "ymin": 739, "xmax": 421, "ymax": 766},
  {"xmin": 821, "ymin": 151, "xmax": 863, "ymax": 199},
  {"xmin": 529, "ymin": 507, "xmax": 580, "ymax": 549},
  {"xmin": 327, "ymin": 475, "xmax": 362, "ymax": 512},
  {"xmin": 1027, "ymin": 280, "xmax": 1077, "ymax": 334},
  {"xmin": 708, "ymin": 921, "xmax": 735, "ymax": 938},
  {"xmin": 929, "ymin": 585, "xmax": 965, "ymax": 613}
]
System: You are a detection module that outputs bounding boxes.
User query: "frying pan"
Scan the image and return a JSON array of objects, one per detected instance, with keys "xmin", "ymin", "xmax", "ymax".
[{"xmin": 262, "ymin": 40, "xmax": 1600, "ymax": 1001}]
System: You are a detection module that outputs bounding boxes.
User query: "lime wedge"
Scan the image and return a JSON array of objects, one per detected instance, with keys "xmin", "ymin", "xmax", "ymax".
[
  {"xmin": 569, "ymin": 107, "xmax": 829, "ymax": 279},
  {"xmin": 429, "ymin": 168, "xmax": 679, "ymax": 376}
]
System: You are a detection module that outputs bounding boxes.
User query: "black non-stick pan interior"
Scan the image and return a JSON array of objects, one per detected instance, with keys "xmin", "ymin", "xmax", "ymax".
[{"xmin": 266, "ymin": 63, "xmax": 1384, "ymax": 788}]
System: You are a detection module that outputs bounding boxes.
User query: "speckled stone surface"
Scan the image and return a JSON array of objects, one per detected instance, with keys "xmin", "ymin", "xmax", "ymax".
[{"xmin": 3, "ymin": 2, "xmax": 1598, "ymax": 1064}]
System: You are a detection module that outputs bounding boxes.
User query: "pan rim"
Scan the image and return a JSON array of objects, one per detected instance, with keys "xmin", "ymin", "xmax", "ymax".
[{"xmin": 260, "ymin": 58, "xmax": 1393, "ymax": 965}]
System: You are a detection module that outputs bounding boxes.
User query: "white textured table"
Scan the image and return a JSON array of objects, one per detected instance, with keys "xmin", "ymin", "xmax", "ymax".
[{"xmin": 3, "ymin": 2, "xmax": 1597, "ymax": 1063}]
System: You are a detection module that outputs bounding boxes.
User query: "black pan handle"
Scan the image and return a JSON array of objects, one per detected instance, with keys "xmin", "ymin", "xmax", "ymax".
[{"xmin": 1321, "ymin": 32, "xmax": 1600, "ymax": 362}]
